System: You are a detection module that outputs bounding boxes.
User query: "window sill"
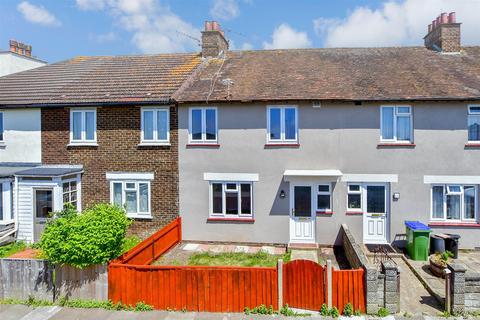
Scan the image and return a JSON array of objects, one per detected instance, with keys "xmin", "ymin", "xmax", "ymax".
[
  {"xmin": 346, "ymin": 211, "xmax": 364, "ymax": 215},
  {"xmin": 186, "ymin": 143, "xmax": 220, "ymax": 148},
  {"xmin": 68, "ymin": 142, "xmax": 98, "ymax": 147},
  {"xmin": 0, "ymin": 142, "xmax": 5, "ymax": 149},
  {"xmin": 264, "ymin": 143, "xmax": 300, "ymax": 148},
  {"xmin": 127, "ymin": 215, "xmax": 153, "ymax": 220},
  {"xmin": 429, "ymin": 222, "xmax": 480, "ymax": 228},
  {"xmin": 0, "ymin": 219, "xmax": 14, "ymax": 225},
  {"xmin": 377, "ymin": 143, "xmax": 415, "ymax": 148},
  {"xmin": 465, "ymin": 143, "xmax": 480, "ymax": 148},
  {"xmin": 316, "ymin": 211, "xmax": 333, "ymax": 216},
  {"xmin": 138, "ymin": 142, "xmax": 171, "ymax": 147},
  {"xmin": 207, "ymin": 217, "xmax": 255, "ymax": 223}
]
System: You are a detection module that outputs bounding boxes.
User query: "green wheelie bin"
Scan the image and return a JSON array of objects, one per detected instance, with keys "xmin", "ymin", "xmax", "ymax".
[{"xmin": 405, "ymin": 221, "xmax": 431, "ymax": 261}]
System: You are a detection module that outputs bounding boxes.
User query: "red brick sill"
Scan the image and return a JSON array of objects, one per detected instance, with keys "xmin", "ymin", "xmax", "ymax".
[
  {"xmin": 264, "ymin": 143, "xmax": 300, "ymax": 148},
  {"xmin": 207, "ymin": 218, "xmax": 255, "ymax": 223},
  {"xmin": 377, "ymin": 143, "xmax": 416, "ymax": 148},
  {"xmin": 429, "ymin": 222, "xmax": 480, "ymax": 228},
  {"xmin": 186, "ymin": 143, "xmax": 220, "ymax": 148},
  {"xmin": 346, "ymin": 211, "xmax": 364, "ymax": 215},
  {"xmin": 316, "ymin": 211, "xmax": 333, "ymax": 216}
]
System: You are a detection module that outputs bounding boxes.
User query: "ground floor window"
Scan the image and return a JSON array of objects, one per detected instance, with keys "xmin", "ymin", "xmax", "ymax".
[
  {"xmin": 110, "ymin": 181, "xmax": 151, "ymax": 218},
  {"xmin": 347, "ymin": 184, "xmax": 362, "ymax": 211},
  {"xmin": 316, "ymin": 184, "xmax": 331, "ymax": 212},
  {"xmin": 210, "ymin": 182, "xmax": 253, "ymax": 218},
  {"xmin": 431, "ymin": 185, "xmax": 477, "ymax": 221},
  {"xmin": 62, "ymin": 180, "xmax": 78, "ymax": 209}
]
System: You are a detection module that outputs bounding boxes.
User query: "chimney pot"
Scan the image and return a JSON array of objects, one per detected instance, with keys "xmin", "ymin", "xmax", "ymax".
[
  {"xmin": 201, "ymin": 20, "xmax": 229, "ymax": 58},
  {"xmin": 449, "ymin": 12, "xmax": 456, "ymax": 23},
  {"xmin": 436, "ymin": 16, "xmax": 441, "ymax": 25},
  {"xmin": 432, "ymin": 20, "xmax": 437, "ymax": 29},
  {"xmin": 441, "ymin": 12, "xmax": 448, "ymax": 24},
  {"xmin": 428, "ymin": 24, "xmax": 432, "ymax": 33}
]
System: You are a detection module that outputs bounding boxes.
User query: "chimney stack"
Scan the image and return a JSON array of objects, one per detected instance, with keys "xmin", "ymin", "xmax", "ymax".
[
  {"xmin": 9, "ymin": 40, "xmax": 32, "ymax": 57},
  {"xmin": 201, "ymin": 21, "xmax": 229, "ymax": 58},
  {"xmin": 424, "ymin": 12, "xmax": 461, "ymax": 53}
]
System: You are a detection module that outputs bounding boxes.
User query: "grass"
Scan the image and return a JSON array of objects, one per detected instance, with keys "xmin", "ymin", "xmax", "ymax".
[
  {"xmin": 120, "ymin": 235, "xmax": 141, "ymax": 255},
  {"xmin": 0, "ymin": 241, "xmax": 27, "ymax": 258},
  {"xmin": 187, "ymin": 250, "xmax": 291, "ymax": 267}
]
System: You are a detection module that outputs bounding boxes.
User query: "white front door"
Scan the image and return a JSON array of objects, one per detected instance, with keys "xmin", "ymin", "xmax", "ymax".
[
  {"xmin": 363, "ymin": 184, "xmax": 389, "ymax": 244},
  {"xmin": 289, "ymin": 184, "xmax": 315, "ymax": 244}
]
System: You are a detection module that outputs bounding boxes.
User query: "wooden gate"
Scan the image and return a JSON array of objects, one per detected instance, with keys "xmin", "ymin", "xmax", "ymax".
[{"xmin": 282, "ymin": 260, "xmax": 325, "ymax": 311}]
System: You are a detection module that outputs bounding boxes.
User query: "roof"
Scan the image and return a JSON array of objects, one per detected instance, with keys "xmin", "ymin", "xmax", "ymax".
[
  {"xmin": 176, "ymin": 46, "xmax": 480, "ymax": 103},
  {"xmin": 0, "ymin": 162, "xmax": 41, "ymax": 178},
  {"xmin": 0, "ymin": 53, "xmax": 201, "ymax": 107},
  {"xmin": 0, "ymin": 50, "xmax": 47, "ymax": 64},
  {"xmin": 14, "ymin": 165, "xmax": 83, "ymax": 177}
]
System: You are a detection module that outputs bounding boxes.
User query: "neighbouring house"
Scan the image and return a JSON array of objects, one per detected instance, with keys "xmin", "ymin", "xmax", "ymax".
[
  {"xmin": 0, "ymin": 40, "xmax": 46, "ymax": 77},
  {"xmin": 0, "ymin": 53, "xmax": 201, "ymax": 242},
  {"xmin": 175, "ymin": 13, "xmax": 480, "ymax": 249}
]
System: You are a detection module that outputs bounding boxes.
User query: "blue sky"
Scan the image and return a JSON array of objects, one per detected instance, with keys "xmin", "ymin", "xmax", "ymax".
[{"xmin": 1, "ymin": 0, "xmax": 479, "ymax": 63}]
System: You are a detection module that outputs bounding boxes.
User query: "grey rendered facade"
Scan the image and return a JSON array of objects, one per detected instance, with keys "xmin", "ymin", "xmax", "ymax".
[{"xmin": 179, "ymin": 102, "xmax": 480, "ymax": 249}]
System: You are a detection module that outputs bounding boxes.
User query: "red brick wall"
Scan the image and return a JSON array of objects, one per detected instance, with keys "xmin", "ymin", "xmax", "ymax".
[{"xmin": 41, "ymin": 106, "xmax": 179, "ymax": 239}]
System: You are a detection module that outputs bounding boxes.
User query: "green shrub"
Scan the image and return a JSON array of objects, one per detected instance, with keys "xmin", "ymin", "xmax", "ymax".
[
  {"xmin": 320, "ymin": 303, "xmax": 329, "ymax": 316},
  {"xmin": 343, "ymin": 303, "xmax": 353, "ymax": 316},
  {"xmin": 121, "ymin": 236, "xmax": 141, "ymax": 254},
  {"xmin": 354, "ymin": 309, "xmax": 362, "ymax": 316},
  {"xmin": 329, "ymin": 306, "xmax": 340, "ymax": 318},
  {"xmin": 39, "ymin": 204, "xmax": 131, "ymax": 268},
  {"xmin": 0, "ymin": 241, "xmax": 26, "ymax": 258},
  {"xmin": 378, "ymin": 307, "xmax": 390, "ymax": 317},
  {"xmin": 135, "ymin": 301, "xmax": 154, "ymax": 311}
]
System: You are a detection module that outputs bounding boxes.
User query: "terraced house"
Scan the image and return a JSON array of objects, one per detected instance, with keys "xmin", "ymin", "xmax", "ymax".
[{"xmin": 1, "ymin": 13, "xmax": 480, "ymax": 250}]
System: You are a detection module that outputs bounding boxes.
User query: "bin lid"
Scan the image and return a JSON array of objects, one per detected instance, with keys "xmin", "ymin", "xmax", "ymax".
[
  {"xmin": 405, "ymin": 220, "xmax": 431, "ymax": 231},
  {"xmin": 445, "ymin": 233, "xmax": 461, "ymax": 239}
]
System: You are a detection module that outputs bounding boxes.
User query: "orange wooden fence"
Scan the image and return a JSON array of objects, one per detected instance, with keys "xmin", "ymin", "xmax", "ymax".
[
  {"xmin": 283, "ymin": 259, "xmax": 325, "ymax": 310},
  {"xmin": 109, "ymin": 264, "xmax": 278, "ymax": 312},
  {"xmin": 331, "ymin": 268, "xmax": 365, "ymax": 313}
]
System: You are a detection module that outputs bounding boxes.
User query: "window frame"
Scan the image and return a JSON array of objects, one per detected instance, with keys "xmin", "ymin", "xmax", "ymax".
[
  {"xmin": 380, "ymin": 105, "xmax": 413, "ymax": 143},
  {"xmin": 62, "ymin": 178, "xmax": 78, "ymax": 210},
  {"xmin": 430, "ymin": 184, "xmax": 477, "ymax": 222},
  {"xmin": 467, "ymin": 105, "xmax": 480, "ymax": 142},
  {"xmin": 347, "ymin": 183, "xmax": 363, "ymax": 212},
  {"xmin": 0, "ymin": 111, "xmax": 4, "ymax": 142},
  {"xmin": 109, "ymin": 180, "xmax": 152, "ymax": 219},
  {"xmin": 316, "ymin": 183, "xmax": 332, "ymax": 212},
  {"xmin": 140, "ymin": 107, "xmax": 170, "ymax": 145},
  {"xmin": 69, "ymin": 108, "xmax": 97, "ymax": 145},
  {"xmin": 208, "ymin": 181, "xmax": 254, "ymax": 219},
  {"xmin": 188, "ymin": 107, "xmax": 218, "ymax": 144},
  {"xmin": 266, "ymin": 105, "xmax": 298, "ymax": 143}
]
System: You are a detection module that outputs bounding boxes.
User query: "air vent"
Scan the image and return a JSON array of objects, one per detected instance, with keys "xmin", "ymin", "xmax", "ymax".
[{"xmin": 312, "ymin": 101, "xmax": 322, "ymax": 108}]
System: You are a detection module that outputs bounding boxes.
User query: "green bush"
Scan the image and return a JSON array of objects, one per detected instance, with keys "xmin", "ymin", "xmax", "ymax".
[
  {"xmin": 39, "ymin": 204, "xmax": 131, "ymax": 268},
  {"xmin": 320, "ymin": 303, "xmax": 329, "ymax": 316},
  {"xmin": 121, "ymin": 235, "xmax": 141, "ymax": 254},
  {"xmin": 329, "ymin": 306, "xmax": 340, "ymax": 318},
  {"xmin": 0, "ymin": 241, "xmax": 26, "ymax": 258},
  {"xmin": 378, "ymin": 307, "xmax": 390, "ymax": 317},
  {"xmin": 343, "ymin": 303, "xmax": 353, "ymax": 316}
]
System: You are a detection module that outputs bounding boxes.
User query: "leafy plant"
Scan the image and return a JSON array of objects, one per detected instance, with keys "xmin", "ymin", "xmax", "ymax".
[
  {"xmin": 55, "ymin": 298, "xmax": 153, "ymax": 312},
  {"xmin": 135, "ymin": 302, "xmax": 154, "ymax": 311},
  {"xmin": 39, "ymin": 204, "xmax": 131, "ymax": 268},
  {"xmin": 440, "ymin": 310, "xmax": 451, "ymax": 318},
  {"xmin": 354, "ymin": 310, "xmax": 362, "ymax": 316},
  {"xmin": 329, "ymin": 306, "xmax": 340, "ymax": 318},
  {"xmin": 343, "ymin": 303, "xmax": 353, "ymax": 316},
  {"xmin": 320, "ymin": 303, "xmax": 329, "ymax": 316},
  {"xmin": 0, "ymin": 241, "xmax": 27, "ymax": 258},
  {"xmin": 121, "ymin": 236, "xmax": 141, "ymax": 254},
  {"xmin": 279, "ymin": 304, "xmax": 310, "ymax": 317},
  {"xmin": 377, "ymin": 307, "xmax": 390, "ymax": 317},
  {"xmin": 441, "ymin": 251, "xmax": 454, "ymax": 262}
]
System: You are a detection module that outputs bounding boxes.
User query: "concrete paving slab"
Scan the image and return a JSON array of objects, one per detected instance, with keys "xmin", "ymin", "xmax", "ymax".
[
  {"xmin": 291, "ymin": 249, "xmax": 318, "ymax": 263},
  {"xmin": 182, "ymin": 243, "xmax": 199, "ymax": 251},
  {"xmin": 234, "ymin": 245, "xmax": 249, "ymax": 253},
  {"xmin": 19, "ymin": 306, "xmax": 62, "ymax": 320},
  {"xmin": 50, "ymin": 307, "xmax": 116, "ymax": 320},
  {"xmin": 0, "ymin": 304, "xmax": 34, "ymax": 320}
]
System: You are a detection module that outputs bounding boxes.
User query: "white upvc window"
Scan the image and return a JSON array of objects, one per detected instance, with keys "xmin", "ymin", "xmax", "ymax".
[
  {"xmin": 110, "ymin": 180, "xmax": 151, "ymax": 218},
  {"xmin": 467, "ymin": 105, "xmax": 480, "ymax": 142},
  {"xmin": 70, "ymin": 109, "xmax": 97, "ymax": 144},
  {"xmin": 0, "ymin": 181, "xmax": 13, "ymax": 224},
  {"xmin": 347, "ymin": 184, "xmax": 362, "ymax": 212},
  {"xmin": 431, "ymin": 185, "xmax": 477, "ymax": 222},
  {"xmin": 189, "ymin": 107, "xmax": 217, "ymax": 143},
  {"xmin": 62, "ymin": 180, "xmax": 78, "ymax": 210},
  {"xmin": 380, "ymin": 105, "xmax": 413, "ymax": 143},
  {"xmin": 209, "ymin": 182, "xmax": 253, "ymax": 218},
  {"xmin": 0, "ymin": 111, "xmax": 3, "ymax": 142},
  {"xmin": 267, "ymin": 106, "xmax": 298, "ymax": 143},
  {"xmin": 316, "ymin": 184, "xmax": 332, "ymax": 212},
  {"xmin": 141, "ymin": 107, "xmax": 170, "ymax": 144}
]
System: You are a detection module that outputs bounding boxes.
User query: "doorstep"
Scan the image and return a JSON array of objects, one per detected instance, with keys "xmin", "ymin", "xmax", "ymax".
[{"xmin": 288, "ymin": 243, "xmax": 319, "ymax": 250}]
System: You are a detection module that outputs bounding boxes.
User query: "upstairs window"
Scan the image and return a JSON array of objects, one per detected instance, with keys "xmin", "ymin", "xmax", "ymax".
[
  {"xmin": 141, "ymin": 108, "xmax": 169, "ymax": 144},
  {"xmin": 70, "ymin": 109, "xmax": 96, "ymax": 144},
  {"xmin": 189, "ymin": 107, "xmax": 217, "ymax": 143},
  {"xmin": 468, "ymin": 105, "xmax": 480, "ymax": 142},
  {"xmin": 210, "ymin": 182, "xmax": 253, "ymax": 218},
  {"xmin": 431, "ymin": 185, "xmax": 477, "ymax": 221},
  {"xmin": 0, "ymin": 112, "xmax": 3, "ymax": 142},
  {"xmin": 267, "ymin": 106, "xmax": 298, "ymax": 143},
  {"xmin": 380, "ymin": 106, "xmax": 412, "ymax": 142}
]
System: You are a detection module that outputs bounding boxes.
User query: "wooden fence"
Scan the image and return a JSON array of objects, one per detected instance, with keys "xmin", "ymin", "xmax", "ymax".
[{"xmin": 332, "ymin": 268, "xmax": 365, "ymax": 313}]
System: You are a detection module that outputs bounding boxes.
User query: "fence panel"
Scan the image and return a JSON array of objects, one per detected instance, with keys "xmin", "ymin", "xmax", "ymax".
[
  {"xmin": 55, "ymin": 264, "xmax": 108, "ymax": 301},
  {"xmin": 282, "ymin": 259, "xmax": 325, "ymax": 311},
  {"xmin": 108, "ymin": 264, "xmax": 278, "ymax": 312},
  {"xmin": 331, "ymin": 268, "xmax": 365, "ymax": 313}
]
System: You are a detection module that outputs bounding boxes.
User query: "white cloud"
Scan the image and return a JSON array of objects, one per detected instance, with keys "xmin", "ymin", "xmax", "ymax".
[
  {"xmin": 89, "ymin": 32, "xmax": 118, "ymax": 43},
  {"xmin": 75, "ymin": 0, "xmax": 200, "ymax": 53},
  {"xmin": 17, "ymin": 1, "xmax": 60, "ymax": 26},
  {"xmin": 210, "ymin": 0, "xmax": 239, "ymax": 20},
  {"xmin": 263, "ymin": 24, "xmax": 312, "ymax": 49},
  {"xmin": 241, "ymin": 42, "xmax": 253, "ymax": 50},
  {"xmin": 314, "ymin": 0, "xmax": 480, "ymax": 47}
]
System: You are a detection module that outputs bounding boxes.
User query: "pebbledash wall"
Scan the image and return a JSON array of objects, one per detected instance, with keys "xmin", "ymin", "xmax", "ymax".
[
  {"xmin": 178, "ymin": 102, "xmax": 480, "ymax": 248},
  {"xmin": 41, "ymin": 106, "xmax": 179, "ymax": 239}
]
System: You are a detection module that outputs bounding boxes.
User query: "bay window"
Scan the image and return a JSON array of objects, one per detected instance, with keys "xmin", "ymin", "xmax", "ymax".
[
  {"xmin": 267, "ymin": 106, "xmax": 298, "ymax": 143},
  {"xmin": 189, "ymin": 107, "xmax": 217, "ymax": 143},
  {"xmin": 70, "ymin": 109, "xmax": 96, "ymax": 144},
  {"xmin": 380, "ymin": 106, "xmax": 412, "ymax": 142},
  {"xmin": 431, "ymin": 185, "xmax": 477, "ymax": 221},
  {"xmin": 468, "ymin": 105, "xmax": 480, "ymax": 142},
  {"xmin": 210, "ymin": 182, "xmax": 253, "ymax": 218},
  {"xmin": 141, "ymin": 108, "xmax": 169, "ymax": 144}
]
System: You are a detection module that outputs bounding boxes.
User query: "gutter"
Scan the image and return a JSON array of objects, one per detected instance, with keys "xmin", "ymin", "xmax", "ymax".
[{"xmin": 0, "ymin": 99, "xmax": 173, "ymax": 109}]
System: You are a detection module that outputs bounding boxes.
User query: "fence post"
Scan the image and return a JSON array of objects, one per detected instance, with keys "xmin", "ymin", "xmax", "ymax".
[
  {"xmin": 277, "ymin": 259, "xmax": 283, "ymax": 310},
  {"xmin": 444, "ymin": 268, "xmax": 452, "ymax": 313},
  {"xmin": 327, "ymin": 259, "xmax": 332, "ymax": 309},
  {"xmin": 448, "ymin": 263, "xmax": 466, "ymax": 315}
]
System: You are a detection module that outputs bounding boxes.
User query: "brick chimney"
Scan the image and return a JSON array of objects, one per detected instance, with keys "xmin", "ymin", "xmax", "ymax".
[
  {"xmin": 9, "ymin": 40, "xmax": 32, "ymax": 57},
  {"xmin": 424, "ymin": 12, "xmax": 461, "ymax": 53},
  {"xmin": 201, "ymin": 21, "xmax": 229, "ymax": 58}
]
